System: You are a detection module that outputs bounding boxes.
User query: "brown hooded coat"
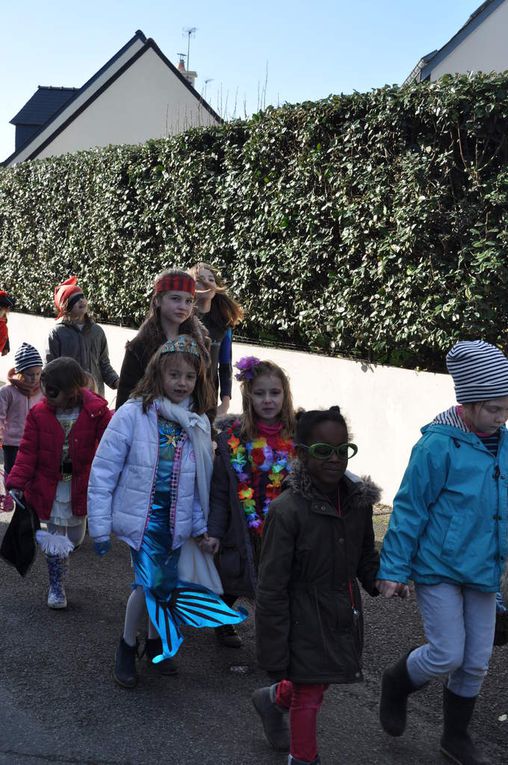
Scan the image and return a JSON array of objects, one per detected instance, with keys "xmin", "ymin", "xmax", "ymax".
[{"xmin": 255, "ymin": 463, "xmax": 380, "ymax": 685}]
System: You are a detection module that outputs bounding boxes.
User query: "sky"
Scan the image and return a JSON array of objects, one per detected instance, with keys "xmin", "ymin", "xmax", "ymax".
[{"xmin": 0, "ymin": 0, "xmax": 484, "ymax": 161}]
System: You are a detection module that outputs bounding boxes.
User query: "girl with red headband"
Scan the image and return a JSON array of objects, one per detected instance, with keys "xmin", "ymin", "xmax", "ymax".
[
  {"xmin": 116, "ymin": 269, "xmax": 209, "ymax": 408},
  {"xmin": 46, "ymin": 277, "xmax": 119, "ymax": 398}
]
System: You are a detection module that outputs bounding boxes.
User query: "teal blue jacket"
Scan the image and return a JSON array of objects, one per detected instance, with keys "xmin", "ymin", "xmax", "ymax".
[{"xmin": 378, "ymin": 413, "xmax": 508, "ymax": 592}]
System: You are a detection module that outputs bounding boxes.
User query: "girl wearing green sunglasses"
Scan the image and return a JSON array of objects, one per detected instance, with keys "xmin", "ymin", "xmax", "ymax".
[{"xmin": 253, "ymin": 405, "xmax": 380, "ymax": 765}]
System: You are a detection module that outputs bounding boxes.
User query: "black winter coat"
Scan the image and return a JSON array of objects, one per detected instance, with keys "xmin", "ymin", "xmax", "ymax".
[
  {"xmin": 256, "ymin": 463, "xmax": 380, "ymax": 685},
  {"xmin": 207, "ymin": 429, "xmax": 258, "ymax": 598},
  {"xmin": 116, "ymin": 337, "xmax": 152, "ymax": 409}
]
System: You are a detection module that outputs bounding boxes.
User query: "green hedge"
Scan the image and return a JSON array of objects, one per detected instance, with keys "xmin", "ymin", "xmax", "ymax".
[{"xmin": 2, "ymin": 72, "xmax": 508, "ymax": 370}]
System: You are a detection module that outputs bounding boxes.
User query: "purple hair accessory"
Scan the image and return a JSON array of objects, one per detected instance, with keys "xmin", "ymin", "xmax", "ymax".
[{"xmin": 235, "ymin": 356, "xmax": 262, "ymax": 381}]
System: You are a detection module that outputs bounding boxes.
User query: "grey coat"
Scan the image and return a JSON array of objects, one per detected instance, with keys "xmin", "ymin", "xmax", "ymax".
[{"xmin": 46, "ymin": 319, "xmax": 119, "ymax": 397}]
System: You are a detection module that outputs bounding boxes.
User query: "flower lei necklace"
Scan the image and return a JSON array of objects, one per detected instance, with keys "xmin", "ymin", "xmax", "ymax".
[{"xmin": 227, "ymin": 422, "xmax": 295, "ymax": 536}]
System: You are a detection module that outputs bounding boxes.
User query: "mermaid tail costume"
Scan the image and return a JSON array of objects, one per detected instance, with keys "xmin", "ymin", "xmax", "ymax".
[{"xmin": 131, "ymin": 418, "xmax": 247, "ymax": 662}]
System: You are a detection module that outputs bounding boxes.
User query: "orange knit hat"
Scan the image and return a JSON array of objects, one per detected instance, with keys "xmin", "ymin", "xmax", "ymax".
[{"xmin": 54, "ymin": 276, "xmax": 83, "ymax": 317}]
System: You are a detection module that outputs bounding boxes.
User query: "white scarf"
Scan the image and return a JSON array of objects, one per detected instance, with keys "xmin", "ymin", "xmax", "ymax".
[{"xmin": 154, "ymin": 397, "xmax": 213, "ymax": 519}]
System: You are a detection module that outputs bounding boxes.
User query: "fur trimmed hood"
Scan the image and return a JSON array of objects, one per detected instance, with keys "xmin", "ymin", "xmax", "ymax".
[{"xmin": 287, "ymin": 459, "xmax": 381, "ymax": 505}]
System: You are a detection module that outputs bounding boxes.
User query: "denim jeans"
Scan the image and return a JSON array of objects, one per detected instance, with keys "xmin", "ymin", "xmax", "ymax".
[{"xmin": 407, "ymin": 583, "xmax": 496, "ymax": 697}]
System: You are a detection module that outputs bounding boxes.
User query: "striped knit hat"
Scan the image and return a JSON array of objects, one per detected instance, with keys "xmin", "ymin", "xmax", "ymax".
[
  {"xmin": 446, "ymin": 340, "xmax": 508, "ymax": 403},
  {"xmin": 14, "ymin": 343, "xmax": 43, "ymax": 373}
]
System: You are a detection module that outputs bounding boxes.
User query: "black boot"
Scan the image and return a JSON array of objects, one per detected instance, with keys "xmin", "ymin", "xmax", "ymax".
[
  {"xmin": 440, "ymin": 688, "xmax": 492, "ymax": 765},
  {"xmin": 215, "ymin": 624, "xmax": 243, "ymax": 647},
  {"xmin": 145, "ymin": 637, "xmax": 177, "ymax": 676},
  {"xmin": 113, "ymin": 637, "xmax": 138, "ymax": 689},
  {"xmin": 379, "ymin": 652, "xmax": 420, "ymax": 736}
]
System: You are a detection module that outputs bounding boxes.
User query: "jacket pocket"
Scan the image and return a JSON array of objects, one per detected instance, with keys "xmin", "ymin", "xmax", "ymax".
[{"xmin": 441, "ymin": 514, "xmax": 462, "ymax": 559}]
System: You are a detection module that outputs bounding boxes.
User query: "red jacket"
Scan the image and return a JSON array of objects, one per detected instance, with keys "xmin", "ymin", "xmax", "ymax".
[
  {"xmin": 0, "ymin": 316, "xmax": 8, "ymax": 354},
  {"xmin": 6, "ymin": 388, "xmax": 112, "ymax": 520}
]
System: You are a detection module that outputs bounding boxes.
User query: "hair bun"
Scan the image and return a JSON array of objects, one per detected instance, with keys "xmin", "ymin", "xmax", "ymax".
[{"xmin": 329, "ymin": 405, "xmax": 342, "ymax": 414}]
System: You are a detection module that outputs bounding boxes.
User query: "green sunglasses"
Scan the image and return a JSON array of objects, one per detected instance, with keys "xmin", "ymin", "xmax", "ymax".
[{"xmin": 299, "ymin": 442, "xmax": 358, "ymax": 460}]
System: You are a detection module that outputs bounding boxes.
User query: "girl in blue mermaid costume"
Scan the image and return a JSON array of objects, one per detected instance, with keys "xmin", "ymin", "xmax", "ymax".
[{"xmin": 88, "ymin": 335, "xmax": 247, "ymax": 687}]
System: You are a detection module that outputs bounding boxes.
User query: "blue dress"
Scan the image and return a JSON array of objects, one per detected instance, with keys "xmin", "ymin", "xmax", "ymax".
[
  {"xmin": 131, "ymin": 418, "xmax": 183, "ymax": 598},
  {"xmin": 131, "ymin": 417, "xmax": 247, "ymax": 662}
]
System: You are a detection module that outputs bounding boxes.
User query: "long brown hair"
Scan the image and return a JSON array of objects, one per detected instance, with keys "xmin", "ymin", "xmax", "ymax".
[
  {"xmin": 132, "ymin": 345, "xmax": 216, "ymax": 414},
  {"xmin": 240, "ymin": 360, "xmax": 295, "ymax": 440},
  {"xmin": 189, "ymin": 262, "xmax": 244, "ymax": 329},
  {"xmin": 129, "ymin": 268, "xmax": 210, "ymax": 362}
]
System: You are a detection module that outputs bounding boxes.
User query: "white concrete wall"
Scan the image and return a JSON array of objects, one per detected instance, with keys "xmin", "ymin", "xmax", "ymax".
[
  {"xmin": 0, "ymin": 312, "xmax": 454, "ymax": 505},
  {"xmin": 431, "ymin": 2, "xmax": 508, "ymax": 79}
]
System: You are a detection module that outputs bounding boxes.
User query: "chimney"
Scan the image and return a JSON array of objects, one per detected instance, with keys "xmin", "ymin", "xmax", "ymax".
[{"xmin": 177, "ymin": 55, "xmax": 197, "ymax": 89}]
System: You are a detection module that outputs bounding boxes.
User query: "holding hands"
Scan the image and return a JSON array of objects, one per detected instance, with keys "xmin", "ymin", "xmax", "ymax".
[
  {"xmin": 197, "ymin": 534, "xmax": 220, "ymax": 555},
  {"xmin": 376, "ymin": 579, "xmax": 410, "ymax": 599}
]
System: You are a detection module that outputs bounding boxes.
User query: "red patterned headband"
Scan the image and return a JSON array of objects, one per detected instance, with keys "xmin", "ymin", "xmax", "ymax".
[{"xmin": 154, "ymin": 274, "xmax": 195, "ymax": 296}]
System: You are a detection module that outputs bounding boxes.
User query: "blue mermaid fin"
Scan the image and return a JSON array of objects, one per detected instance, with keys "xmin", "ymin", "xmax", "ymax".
[
  {"xmin": 170, "ymin": 581, "xmax": 248, "ymax": 628},
  {"xmin": 144, "ymin": 588, "xmax": 184, "ymax": 662},
  {"xmin": 144, "ymin": 583, "xmax": 248, "ymax": 663}
]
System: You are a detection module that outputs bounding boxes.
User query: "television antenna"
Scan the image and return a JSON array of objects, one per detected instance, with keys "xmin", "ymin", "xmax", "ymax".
[{"xmin": 183, "ymin": 27, "xmax": 197, "ymax": 71}]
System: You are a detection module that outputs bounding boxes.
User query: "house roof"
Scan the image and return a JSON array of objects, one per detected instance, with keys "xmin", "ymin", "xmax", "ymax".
[
  {"xmin": 404, "ymin": 0, "xmax": 505, "ymax": 84},
  {"xmin": 4, "ymin": 29, "xmax": 222, "ymax": 166},
  {"xmin": 10, "ymin": 86, "xmax": 79, "ymax": 127}
]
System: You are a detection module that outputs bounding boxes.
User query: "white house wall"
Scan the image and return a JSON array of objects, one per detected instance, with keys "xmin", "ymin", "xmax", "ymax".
[
  {"xmin": 36, "ymin": 48, "xmax": 218, "ymax": 159},
  {"xmin": 0, "ymin": 312, "xmax": 454, "ymax": 504},
  {"xmin": 430, "ymin": 1, "xmax": 508, "ymax": 79}
]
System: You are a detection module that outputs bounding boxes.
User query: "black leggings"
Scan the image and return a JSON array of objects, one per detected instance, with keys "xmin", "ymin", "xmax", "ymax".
[{"xmin": 2, "ymin": 445, "xmax": 18, "ymax": 476}]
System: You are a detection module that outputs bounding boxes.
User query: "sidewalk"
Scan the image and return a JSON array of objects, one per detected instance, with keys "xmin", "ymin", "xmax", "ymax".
[{"xmin": 0, "ymin": 521, "xmax": 505, "ymax": 764}]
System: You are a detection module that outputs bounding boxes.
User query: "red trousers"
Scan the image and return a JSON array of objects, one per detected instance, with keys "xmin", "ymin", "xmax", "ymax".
[{"xmin": 276, "ymin": 679, "xmax": 329, "ymax": 762}]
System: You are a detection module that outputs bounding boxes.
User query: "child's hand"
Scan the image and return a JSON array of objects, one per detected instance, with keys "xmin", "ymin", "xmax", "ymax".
[
  {"xmin": 376, "ymin": 579, "xmax": 408, "ymax": 598},
  {"xmin": 204, "ymin": 535, "xmax": 220, "ymax": 554},
  {"xmin": 94, "ymin": 539, "xmax": 111, "ymax": 557}
]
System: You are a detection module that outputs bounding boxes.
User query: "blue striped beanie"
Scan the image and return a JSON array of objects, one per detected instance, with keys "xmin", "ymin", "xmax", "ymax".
[
  {"xmin": 446, "ymin": 340, "xmax": 508, "ymax": 403},
  {"xmin": 14, "ymin": 343, "xmax": 43, "ymax": 373}
]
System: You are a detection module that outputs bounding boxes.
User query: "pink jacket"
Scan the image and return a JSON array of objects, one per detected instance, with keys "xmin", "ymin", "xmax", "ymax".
[{"xmin": 0, "ymin": 381, "xmax": 43, "ymax": 446}]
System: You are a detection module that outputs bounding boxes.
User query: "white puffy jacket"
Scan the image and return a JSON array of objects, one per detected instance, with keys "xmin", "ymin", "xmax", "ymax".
[{"xmin": 87, "ymin": 399, "xmax": 208, "ymax": 550}]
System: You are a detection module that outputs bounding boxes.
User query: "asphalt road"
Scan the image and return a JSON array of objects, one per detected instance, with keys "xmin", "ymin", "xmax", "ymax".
[{"xmin": 0, "ymin": 516, "xmax": 506, "ymax": 765}]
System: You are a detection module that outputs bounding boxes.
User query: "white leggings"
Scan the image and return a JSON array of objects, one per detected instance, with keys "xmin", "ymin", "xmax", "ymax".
[
  {"xmin": 123, "ymin": 587, "xmax": 159, "ymax": 646},
  {"xmin": 46, "ymin": 520, "xmax": 87, "ymax": 549}
]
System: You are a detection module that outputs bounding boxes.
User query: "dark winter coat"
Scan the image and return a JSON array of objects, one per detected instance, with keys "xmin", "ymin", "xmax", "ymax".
[
  {"xmin": 256, "ymin": 463, "xmax": 380, "ymax": 685},
  {"xmin": 207, "ymin": 429, "xmax": 258, "ymax": 598},
  {"xmin": 116, "ymin": 336, "xmax": 152, "ymax": 409},
  {"xmin": 6, "ymin": 389, "xmax": 112, "ymax": 520},
  {"xmin": 46, "ymin": 319, "xmax": 119, "ymax": 397}
]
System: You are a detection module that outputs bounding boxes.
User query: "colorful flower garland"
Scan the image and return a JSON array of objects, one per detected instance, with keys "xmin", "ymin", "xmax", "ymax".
[{"xmin": 227, "ymin": 425, "xmax": 295, "ymax": 536}]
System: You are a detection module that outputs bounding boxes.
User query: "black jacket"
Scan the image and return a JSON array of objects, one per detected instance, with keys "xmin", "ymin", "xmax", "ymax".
[
  {"xmin": 116, "ymin": 337, "xmax": 152, "ymax": 409},
  {"xmin": 256, "ymin": 463, "xmax": 380, "ymax": 685},
  {"xmin": 207, "ymin": 428, "xmax": 259, "ymax": 598}
]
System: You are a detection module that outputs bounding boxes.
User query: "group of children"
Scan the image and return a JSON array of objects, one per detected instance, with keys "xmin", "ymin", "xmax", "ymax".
[{"xmin": 0, "ymin": 267, "xmax": 507, "ymax": 765}]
